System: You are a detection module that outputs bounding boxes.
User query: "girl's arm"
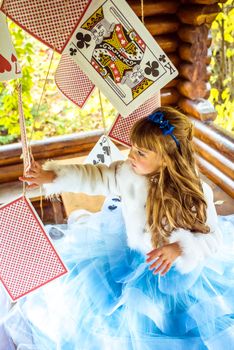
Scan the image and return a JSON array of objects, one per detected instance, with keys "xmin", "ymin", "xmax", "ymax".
[
  {"xmin": 169, "ymin": 182, "xmax": 222, "ymax": 274},
  {"xmin": 41, "ymin": 160, "xmax": 123, "ymax": 196}
]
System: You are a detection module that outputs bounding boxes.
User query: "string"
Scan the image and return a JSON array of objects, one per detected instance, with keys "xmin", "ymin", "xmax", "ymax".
[
  {"xmin": 28, "ymin": 50, "xmax": 55, "ymax": 150},
  {"xmin": 141, "ymin": 0, "xmax": 145, "ymax": 24}
]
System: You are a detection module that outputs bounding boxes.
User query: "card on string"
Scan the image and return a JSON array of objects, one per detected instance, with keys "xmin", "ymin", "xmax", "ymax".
[
  {"xmin": 0, "ymin": 11, "xmax": 21, "ymax": 81},
  {"xmin": 1, "ymin": 0, "xmax": 92, "ymax": 53},
  {"xmin": 108, "ymin": 92, "xmax": 160, "ymax": 147},
  {"xmin": 55, "ymin": 52, "xmax": 95, "ymax": 108},
  {"xmin": 64, "ymin": 0, "xmax": 177, "ymax": 117},
  {"xmin": 84, "ymin": 135, "xmax": 125, "ymax": 166},
  {"xmin": 0, "ymin": 196, "xmax": 68, "ymax": 301}
]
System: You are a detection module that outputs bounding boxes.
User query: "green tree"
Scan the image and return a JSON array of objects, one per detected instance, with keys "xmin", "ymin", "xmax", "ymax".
[{"xmin": 209, "ymin": 0, "xmax": 234, "ymax": 134}]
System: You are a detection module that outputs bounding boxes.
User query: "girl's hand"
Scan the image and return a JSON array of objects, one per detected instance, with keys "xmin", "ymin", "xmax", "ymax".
[
  {"xmin": 146, "ymin": 242, "xmax": 182, "ymax": 276},
  {"xmin": 19, "ymin": 161, "xmax": 56, "ymax": 189}
]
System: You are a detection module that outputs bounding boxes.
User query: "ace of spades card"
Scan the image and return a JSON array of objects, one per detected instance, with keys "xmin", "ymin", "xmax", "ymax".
[
  {"xmin": 0, "ymin": 12, "xmax": 21, "ymax": 81},
  {"xmin": 64, "ymin": 0, "xmax": 177, "ymax": 117},
  {"xmin": 84, "ymin": 135, "xmax": 125, "ymax": 166}
]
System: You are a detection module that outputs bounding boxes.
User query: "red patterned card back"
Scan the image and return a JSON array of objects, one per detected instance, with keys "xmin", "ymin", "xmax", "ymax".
[
  {"xmin": 55, "ymin": 53, "xmax": 95, "ymax": 108},
  {"xmin": 108, "ymin": 92, "xmax": 161, "ymax": 147},
  {"xmin": 1, "ymin": 0, "xmax": 91, "ymax": 53},
  {"xmin": 0, "ymin": 196, "xmax": 67, "ymax": 301}
]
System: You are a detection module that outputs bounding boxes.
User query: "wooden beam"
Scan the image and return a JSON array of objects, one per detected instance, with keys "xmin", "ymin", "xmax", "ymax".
[
  {"xmin": 127, "ymin": 0, "xmax": 179, "ymax": 17},
  {"xmin": 197, "ymin": 155, "xmax": 234, "ymax": 198},
  {"xmin": 161, "ymin": 88, "xmax": 180, "ymax": 105},
  {"xmin": 191, "ymin": 117, "xmax": 234, "ymax": 161},
  {"xmin": 154, "ymin": 34, "xmax": 178, "ymax": 53},
  {"xmin": 177, "ymin": 80, "xmax": 209, "ymax": 100},
  {"xmin": 179, "ymin": 98, "xmax": 217, "ymax": 121},
  {"xmin": 145, "ymin": 16, "xmax": 179, "ymax": 36},
  {"xmin": 0, "ymin": 130, "xmax": 103, "ymax": 166},
  {"xmin": 177, "ymin": 4, "xmax": 221, "ymax": 25},
  {"xmin": 194, "ymin": 137, "xmax": 234, "ymax": 180}
]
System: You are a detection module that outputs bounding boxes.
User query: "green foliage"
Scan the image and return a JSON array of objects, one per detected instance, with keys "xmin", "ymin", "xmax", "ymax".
[
  {"xmin": 0, "ymin": 19, "xmax": 116, "ymax": 145},
  {"xmin": 209, "ymin": 0, "xmax": 234, "ymax": 134}
]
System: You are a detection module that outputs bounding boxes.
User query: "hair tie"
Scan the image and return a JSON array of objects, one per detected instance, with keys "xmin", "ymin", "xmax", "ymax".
[{"xmin": 147, "ymin": 111, "xmax": 180, "ymax": 149}]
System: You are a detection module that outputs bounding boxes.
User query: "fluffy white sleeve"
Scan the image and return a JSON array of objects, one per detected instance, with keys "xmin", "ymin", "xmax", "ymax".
[
  {"xmin": 169, "ymin": 182, "xmax": 222, "ymax": 274},
  {"xmin": 42, "ymin": 160, "xmax": 124, "ymax": 196}
]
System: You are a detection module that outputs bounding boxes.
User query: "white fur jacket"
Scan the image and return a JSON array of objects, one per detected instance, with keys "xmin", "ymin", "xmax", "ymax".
[{"xmin": 43, "ymin": 160, "xmax": 222, "ymax": 274}]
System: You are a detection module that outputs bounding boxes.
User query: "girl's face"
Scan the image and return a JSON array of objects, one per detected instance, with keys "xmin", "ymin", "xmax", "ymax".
[{"xmin": 128, "ymin": 144, "xmax": 162, "ymax": 175}]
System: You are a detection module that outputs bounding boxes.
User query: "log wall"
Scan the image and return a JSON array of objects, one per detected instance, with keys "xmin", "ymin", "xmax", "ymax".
[{"xmin": 127, "ymin": 0, "xmax": 233, "ymax": 198}]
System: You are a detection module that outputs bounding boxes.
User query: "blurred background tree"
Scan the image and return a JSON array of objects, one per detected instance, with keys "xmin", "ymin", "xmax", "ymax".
[
  {"xmin": 0, "ymin": 1, "xmax": 233, "ymax": 145},
  {"xmin": 209, "ymin": 0, "xmax": 234, "ymax": 134}
]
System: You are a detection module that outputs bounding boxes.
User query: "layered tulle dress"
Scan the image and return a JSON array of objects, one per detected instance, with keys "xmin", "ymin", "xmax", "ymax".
[{"xmin": 2, "ymin": 196, "xmax": 234, "ymax": 350}]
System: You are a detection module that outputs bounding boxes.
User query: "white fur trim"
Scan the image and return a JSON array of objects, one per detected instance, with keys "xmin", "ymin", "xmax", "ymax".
[{"xmin": 169, "ymin": 229, "xmax": 204, "ymax": 274}]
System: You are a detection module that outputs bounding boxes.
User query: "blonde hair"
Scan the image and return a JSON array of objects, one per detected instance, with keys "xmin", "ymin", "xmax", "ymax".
[{"xmin": 130, "ymin": 106, "xmax": 210, "ymax": 248}]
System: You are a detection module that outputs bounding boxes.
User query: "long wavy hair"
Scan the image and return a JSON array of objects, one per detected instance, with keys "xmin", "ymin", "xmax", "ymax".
[{"xmin": 130, "ymin": 106, "xmax": 210, "ymax": 248}]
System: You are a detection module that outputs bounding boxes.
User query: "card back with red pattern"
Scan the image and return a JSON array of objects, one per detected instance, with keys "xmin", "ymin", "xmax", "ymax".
[{"xmin": 0, "ymin": 196, "xmax": 67, "ymax": 301}]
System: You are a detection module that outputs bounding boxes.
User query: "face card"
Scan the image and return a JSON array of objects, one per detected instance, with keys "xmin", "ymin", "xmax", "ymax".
[
  {"xmin": 0, "ymin": 12, "xmax": 21, "ymax": 81},
  {"xmin": 84, "ymin": 135, "xmax": 125, "ymax": 166},
  {"xmin": 0, "ymin": 196, "xmax": 68, "ymax": 301},
  {"xmin": 64, "ymin": 0, "xmax": 178, "ymax": 117}
]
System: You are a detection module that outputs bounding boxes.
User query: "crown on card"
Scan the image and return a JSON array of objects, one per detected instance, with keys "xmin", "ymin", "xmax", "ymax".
[
  {"xmin": 132, "ymin": 78, "xmax": 154, "ymax": 99},
  {"xmin": 81, "ymin": 7, "xmax": 104, "ymax": 31}
]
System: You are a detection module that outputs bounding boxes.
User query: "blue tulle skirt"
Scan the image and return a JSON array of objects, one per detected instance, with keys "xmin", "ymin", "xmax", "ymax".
[{"xmin": 2, "ymin": 197, "xmax": 234, "ymax": 350}]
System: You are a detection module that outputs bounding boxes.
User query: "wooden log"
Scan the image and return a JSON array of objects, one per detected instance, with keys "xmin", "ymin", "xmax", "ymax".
[
  {"xmin": 164, "ymin": 78, "xmax": 179, "ymax": 89},
  {"xmin": 180, "ymin": 0, "xmax": 219, "ymax": 4},
  {"xmin": 145, "ymin": 16, "xmax": 179, "ymax": 36},
  {"xmin": 191, "ymin": 117, "xmax": 234, "ymax": 161},
  {"xmin": 167, "ymin": 53, "xmax": 181, "ymax": 68},
  {"xmin": 178, "ymin": 24, "xmax": 209, "ymax": 44},
  {"xmin": 0, "ymin": 130, "xmax": 103, "ymax": 166},
  {"xmin": 194, "ymin": 137, "xmax": 234, "ymax": 180},
  {"xmin": 177, "ymin": 4, "xmax": 221, "ymax": 25},
  {"xmin": 177, "ymin": 81, "xmax": 209, "ymax": 100},
  {"xmin": 179, "ymin": 62, "xmax": 207, "ymax": 82},
  {"xmin": 127, "ymin": 0, "xmax": 179, "ymax": 17},
  {"xmin": 179, "ymin": 42, "xmax": 207, "ymax": 63},
  {"xmin": 196, "ymin": 155, "xmax": 234, "ymax": 198},
  {"xmin": 161, "ymin": 88, "xmax": 180, "ymax": 105},
  {"xmin": 154, "ymin": 35, "xmax": 178, "ymax": 53},
  {"xmin": 179, "ymin": 98, "xmax": 217, "ymax": 121}
]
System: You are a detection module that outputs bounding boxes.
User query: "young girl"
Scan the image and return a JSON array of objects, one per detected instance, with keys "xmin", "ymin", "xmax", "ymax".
[{"xmin": 2, "ymin": 106, "xmax": 234, "ymax": 350}]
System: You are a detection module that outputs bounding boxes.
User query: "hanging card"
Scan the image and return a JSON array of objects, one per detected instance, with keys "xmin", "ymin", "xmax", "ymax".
[
  {"xmin": 0, "ymin": 12, "xmax": 21, "ymax": 81},
  {"xmin": 108, "ymin": 92, "xmax": 160, "ymax": 147},
  {"xmin": 84, "ymin": 135, "xmax": 125, "ymax": 166},
  {"xmin": 64, "ymin": 0, "xmax": 177, "ymax": 117},
  {"xmin": 0, "ymin": 196, "xmax": 67, "ymax": 301}
]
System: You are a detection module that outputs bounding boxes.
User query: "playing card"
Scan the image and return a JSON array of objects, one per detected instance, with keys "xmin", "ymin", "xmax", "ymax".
[
  {"xmin": 64, "ymin": 0, "xmax": 178, "ymax": 117},
  {"xmin": 1, "ymin": 0, "xmax": 92, "ymax": 53},
  {"xmin": 0, "ymin": 11, "xmax": 21, "ymax": 81},
  {"xmin": 0, "ymin": 196, "xmax": 68, "ymax": 301},
  {"xmin": 55, "ymin": 52, "xmax": 95, "ymax": 108},
  {"xmin": 84, "ymin": 135, "xmax": 125, "ymax": 166},
  {"xmin": 108, "ymin": 92, "xmax": 160, "ymax": 147}
]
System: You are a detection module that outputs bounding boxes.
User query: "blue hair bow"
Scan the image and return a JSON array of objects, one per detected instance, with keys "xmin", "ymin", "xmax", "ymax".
[{"xmin": 147, "ymin": 111, "xmax": 180, "ymax": 148}]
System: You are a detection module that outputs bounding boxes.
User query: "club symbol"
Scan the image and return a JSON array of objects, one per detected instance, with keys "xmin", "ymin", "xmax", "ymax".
[
  {"xmin": 76, "ymin": 32, "xmax": 92, "ymax": 49},
  {"xmin": 69, "ymin": 48, "xmax": 77, "ymax": 56},
  {"xmin": 144, "ymin": 61, "xmax": 159, "ymax": 77},
  {"xmin": 159, "ymin": 54, "xmax": 166, "ymax": 63}
]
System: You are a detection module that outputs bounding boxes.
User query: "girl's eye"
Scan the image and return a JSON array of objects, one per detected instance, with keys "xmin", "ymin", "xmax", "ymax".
[{"xmin": 138, "ymin": 150, "xmax": 145, "ymax": 157}]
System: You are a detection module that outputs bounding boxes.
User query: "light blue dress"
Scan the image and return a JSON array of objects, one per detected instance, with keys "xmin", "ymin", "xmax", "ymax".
[{"xmin": 2, "ymin": 197, "xmax": 234, "ymax": 350}]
